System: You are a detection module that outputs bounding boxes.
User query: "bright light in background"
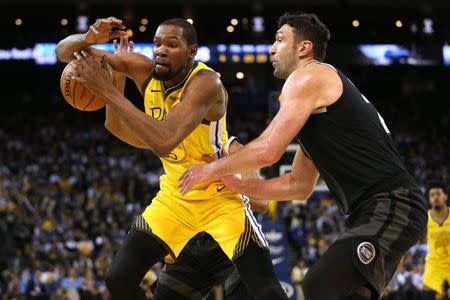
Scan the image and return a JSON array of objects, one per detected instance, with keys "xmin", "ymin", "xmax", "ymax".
[
  {"xmin": 395, "ymin": 20, "xmax": 403, "ymax": 28},
  {"xmin": 186, "ymin": 18, "xmax": 193, "ymax": 24},
  {"xmin": 231, "ymin": 18, "xmax": 238, "ymax": 26},
  {"xmin": 141, "ymin": 18, "xmax": 148, "ymax": 25},
  {"xmin": 61, "ymin": 18, "xmax": 68, "ymax": 26},
  {"xmin": 352, "ymin": 20, "xmax": 360, "ymax": 27},
  {"xmin": 126, "ymin": 29, "xmax": 133, "ymax": 37},
  {"xmin": 252, "ymin": 16, "xmax": 264, "ymax": 32},
  {"xmin": 139, "ymin": 26, "xmax": 146, "ymax": 32},
  {"xmin": 15, "ymin": 18, "xmax": 22, "ymax": 26},
  {"xmin": 227, "ymin": 26, "xmax": 234, "ymax": 33},
  {"xmin": 76, "ymin": 16, "xmax": 89, "ymax": 32},
  {"xmin": 236, "ymin": 72, "xmax": 244, "ymax": 79},
  {"xmin": 423, "ymin": 18, "xmax": 433, "ymax": 34}
]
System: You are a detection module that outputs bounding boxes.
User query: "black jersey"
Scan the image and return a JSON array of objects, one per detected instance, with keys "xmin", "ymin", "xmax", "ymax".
[{"xmin": 297, "ymin": 64, "xmax": 417, "ymax": 213}]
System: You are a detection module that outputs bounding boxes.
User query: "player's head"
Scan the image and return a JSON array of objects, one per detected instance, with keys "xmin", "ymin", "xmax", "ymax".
[
  {"xmin": 270, "ymin": 12, "xmax": 330, "ymax": 79},
  {"xmin": 153, "ymin": 18, "xmax": 198, "ymax": 81},
  {"xmin": 426, "ymin": 180, "xmax": 448, "ymax": 210}
]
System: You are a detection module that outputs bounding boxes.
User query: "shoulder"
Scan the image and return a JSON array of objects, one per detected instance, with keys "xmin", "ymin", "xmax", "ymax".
[
  {"xmin": 185, "ymin": 68, "xmax": 223, "ymax": 95},
  {"xmin": 285, "ymin": 63, "xmax": 342, "ymax": 107}
]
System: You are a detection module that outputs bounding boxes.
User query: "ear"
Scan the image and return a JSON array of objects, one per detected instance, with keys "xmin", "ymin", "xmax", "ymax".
[
  {"xmin": 189, "ymin": 44, "xmax": 198, "ymax": 59},
  {"xmin": 298, "ymin": 40, "xmax": 313, "ymax": 58}
]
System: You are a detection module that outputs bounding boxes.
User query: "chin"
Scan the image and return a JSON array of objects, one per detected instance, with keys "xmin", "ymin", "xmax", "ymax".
[{"xmin": 154, "ymin": 71, "xmax": 175, "ymax": 81}]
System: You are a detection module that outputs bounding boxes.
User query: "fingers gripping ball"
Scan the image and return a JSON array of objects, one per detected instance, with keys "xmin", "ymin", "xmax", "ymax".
[{"xmin": 59, "ymin": 59, "xmax": 115, "ymax": 111}]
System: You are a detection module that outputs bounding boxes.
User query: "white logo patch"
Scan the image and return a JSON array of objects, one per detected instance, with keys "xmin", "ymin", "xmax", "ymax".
[{"xmin": 357, "ymin": 242, "xmax": 376, "ymax": 264}]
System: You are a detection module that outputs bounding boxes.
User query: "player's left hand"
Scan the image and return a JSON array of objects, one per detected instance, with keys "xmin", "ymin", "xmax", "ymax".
[
  {"xmin": 178, "ymin": 163, "xmax": 216, "ymax": 194},
  {"xmin": 72, "ymin": 50, "xmax": 114, "ymax": 100}
]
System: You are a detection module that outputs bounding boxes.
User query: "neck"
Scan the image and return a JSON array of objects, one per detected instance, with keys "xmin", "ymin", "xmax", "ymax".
[
  {"xmin": 297, "ymin": 57, "xmax": 318, "ymax": 69},
  {"xmin": 163, "ymin": 60, "xmax": 195, "ymax": 89}
]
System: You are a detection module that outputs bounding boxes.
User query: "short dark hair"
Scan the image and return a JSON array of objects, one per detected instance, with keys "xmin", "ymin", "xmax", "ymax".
[
  {"xmin": 426, "ymin": 180, "xmax": 448, "ymax": 195},
  {"xmin": 159, "ymin": 18, "xmax": 198, "ymax": 45},
  {"xmin": 277, "ymin": 12, "xmax": 331, "ymax": 61}
]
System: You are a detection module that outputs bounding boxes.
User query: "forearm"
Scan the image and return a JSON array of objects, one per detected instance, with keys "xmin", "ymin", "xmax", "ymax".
[
  {"xmin": 211, "ymin": 137, "xmax": 276, "ymax": 180},
  {"xmin": 56, "ymin": 33, "xmax": 91, "ymax": 62},
  {"xmin": 230, "ymin": 173, "xmax": 311, "ymax": 201},
  {"xmin": 104, "ymin": 89, "xmax": 172, "ymax": 156},
  {"xmin": 104, "ymin": 75, "xmax": 148, "ymax": 149}
]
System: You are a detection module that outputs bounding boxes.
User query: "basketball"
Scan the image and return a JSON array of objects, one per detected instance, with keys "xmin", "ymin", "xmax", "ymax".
[{"xmin": 59, "ymin": 60, "xmax": 115, "ymax": 111}]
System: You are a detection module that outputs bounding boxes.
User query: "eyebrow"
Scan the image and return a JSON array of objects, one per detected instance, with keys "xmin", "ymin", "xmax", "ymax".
[
  {"xmin": 275, "ymin": 30, "xmax": 284, "ymax": 37},
  {"xmin": 154, "ymin": 35, "xmax": 182, "ymax": 41}
]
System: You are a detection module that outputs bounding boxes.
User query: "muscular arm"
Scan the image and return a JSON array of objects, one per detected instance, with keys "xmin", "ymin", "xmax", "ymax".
[
  {"xmin": 228, "ymin": 139, "xmax": 268, "ymax": 213},
  {"xmin": 56, "ymin": 17, "xmax": 152, "ymax": 88},
  {"xmin": 105, "ymin": 38, "xmax": 148, "ymax": 149},
  {"xmin": 222, "ymin": 147, "xmax": 319, "ymax": 201},
  {"xmin": 205, "ymin": 65, "xmax": 342, "ymax": 178}
]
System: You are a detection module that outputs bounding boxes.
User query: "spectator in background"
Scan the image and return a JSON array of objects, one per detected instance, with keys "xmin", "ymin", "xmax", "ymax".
[{"xmin": 290, "ymin": 258, "xmax": 308, "ymax": 300}]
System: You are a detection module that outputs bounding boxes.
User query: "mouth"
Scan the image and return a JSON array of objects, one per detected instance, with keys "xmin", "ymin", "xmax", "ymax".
[
  {"xmin": 155, "ymin": 62, "xmax": 169, "ymax": 71},
  {"xmin": 272, "ymin": 61, "xmax": 277, "ymax": 68}
]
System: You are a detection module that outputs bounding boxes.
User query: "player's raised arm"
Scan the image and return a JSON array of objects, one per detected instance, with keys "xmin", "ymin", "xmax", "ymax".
[
  {"xmin": 56, "ymin": 17, "xmax": 153, "ymax": 90},
  {"xmin": 56, "ymin": 17, "xmax": 126, "ymax": 62},
  {"xmin": 221, "ymin": 146, "xmax": 319, "ymax": 201}
]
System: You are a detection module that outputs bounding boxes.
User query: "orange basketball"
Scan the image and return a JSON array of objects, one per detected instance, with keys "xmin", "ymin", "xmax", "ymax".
[{"xmin": 59, "ymin": 60, "xmax": 115, "ymax": 111}]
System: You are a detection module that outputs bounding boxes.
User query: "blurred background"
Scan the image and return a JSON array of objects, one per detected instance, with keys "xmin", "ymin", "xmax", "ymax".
[{"xmin": 0, "ymin": 0, "xmax": 449, "ymax": 299}]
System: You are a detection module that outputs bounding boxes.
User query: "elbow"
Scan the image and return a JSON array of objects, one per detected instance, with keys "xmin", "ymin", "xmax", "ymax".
[
  {"xmin": 295, "ymin": 185, "xmax": 314, "ymax": 201},
  {"xmin": 255, "ymin": 145, "xmax": 282, "ymax": 167},
  {"xmin": 258, "ymin": 200, "xmax": 269, "ymax": 214},
  {"xmin": 152, "ymin": 141, "xmax": 176, "ymax": 158},
  {"xmin": 55, "ymin": 43, "xmax": 71, "ymax": 63}
]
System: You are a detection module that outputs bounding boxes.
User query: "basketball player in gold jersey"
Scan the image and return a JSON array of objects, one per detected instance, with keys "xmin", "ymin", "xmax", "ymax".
[
  {"xmin": 56, "ymin": 17, "xmax": 287, "ymax": 300},
  {"xmin": 423, "ymin": 181, "xmax": 450, "ymax": 300}
]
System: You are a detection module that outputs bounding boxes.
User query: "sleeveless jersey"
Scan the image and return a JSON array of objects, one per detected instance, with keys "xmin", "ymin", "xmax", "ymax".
[
  {"xmin": 425, "ymin": 208, "xmax": 450, "ymax": 266},
  {"xmin": 142, "ymin": 61, "xmax": 231, "ymax": 200},
  {"xmin": 297, "ymin": 64, "xmax": 419, "ymax": 213}
]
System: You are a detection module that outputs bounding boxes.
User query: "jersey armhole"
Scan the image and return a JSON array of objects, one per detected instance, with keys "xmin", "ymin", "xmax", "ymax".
[{"xmin": 140, "ymin": 70, "xmax": 155, "ymax": 95}]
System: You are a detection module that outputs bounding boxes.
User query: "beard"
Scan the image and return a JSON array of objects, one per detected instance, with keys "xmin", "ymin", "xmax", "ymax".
[{"xmin": 154, "ymin": 69, "xmax": 176, "ymax": 81}]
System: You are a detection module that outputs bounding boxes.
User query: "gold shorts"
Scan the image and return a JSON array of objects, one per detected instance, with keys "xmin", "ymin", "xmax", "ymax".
[{"xmin": 133, "ymin": 190, "xmax": 268, "ymax": 262}]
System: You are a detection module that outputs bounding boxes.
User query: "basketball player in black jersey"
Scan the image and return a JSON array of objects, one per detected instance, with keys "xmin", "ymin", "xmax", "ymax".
[{"xmin": 179, "ymin": 11, "xmax": 428, "ymax": 300}]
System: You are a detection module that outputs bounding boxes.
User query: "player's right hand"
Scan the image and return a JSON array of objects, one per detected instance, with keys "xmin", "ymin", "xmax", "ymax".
[{"xmin": 85, "ymin": 17, "xmax": 126, "ymax": 45}]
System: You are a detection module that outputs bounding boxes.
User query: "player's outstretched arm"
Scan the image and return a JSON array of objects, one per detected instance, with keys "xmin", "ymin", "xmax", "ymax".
[
  {"xmin": 221, "ymin": 146, "xmax": 319, "ymax": 201},
  {"xmin": 227, "ymin": 138, "xmax": 268, "ymax": 213}
]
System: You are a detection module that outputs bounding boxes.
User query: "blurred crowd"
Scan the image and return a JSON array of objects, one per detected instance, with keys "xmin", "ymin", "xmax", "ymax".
[{"xmin": 0, "ymin": 70, "xmax": 448, "ymax": 299}]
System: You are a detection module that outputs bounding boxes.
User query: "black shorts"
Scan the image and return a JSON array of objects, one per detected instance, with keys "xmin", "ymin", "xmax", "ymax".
[
  {"xmin": 154, "ymin": 232, "xmax": 254, "ymax": 300},
  {"xmin": 334, "ymin": 186, "xmax": 427, "ymax": 299}
]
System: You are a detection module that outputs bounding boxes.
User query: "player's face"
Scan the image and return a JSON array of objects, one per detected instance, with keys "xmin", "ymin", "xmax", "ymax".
[
  {"xmin": 269, "ymin": 25, "xmax": 300, "ymax": 79},
  {"xmin": 153, "ymin": 25, "xmax": 193, "ymax": 81},
  {"xmin": 429, "ymin": 188, "xmax": 448, "ymax": 210}
]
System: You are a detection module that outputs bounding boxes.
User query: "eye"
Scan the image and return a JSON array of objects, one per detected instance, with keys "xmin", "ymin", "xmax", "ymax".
[{"xmin": 169, "ymin": 43, "xmax": 177, "ymax": 48}]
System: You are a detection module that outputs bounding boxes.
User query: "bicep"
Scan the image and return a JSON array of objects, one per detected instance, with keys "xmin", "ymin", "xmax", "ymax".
[{"xmin": 259, "ymin": 83, "xmax": 321, "ymax": 162}]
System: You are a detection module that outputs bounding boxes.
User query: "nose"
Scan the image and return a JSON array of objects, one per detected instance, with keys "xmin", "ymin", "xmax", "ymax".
[
  {"xmin": 269, "ymin": 43, "xmax": 276, "ymax": 57},
  {"xmin": 155, "ymin": 45, "xmax": 168, "ymax": 57}
]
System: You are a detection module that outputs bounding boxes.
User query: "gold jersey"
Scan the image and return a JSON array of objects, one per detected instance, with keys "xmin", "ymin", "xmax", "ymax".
[
  {"xmin": 143, "ymin": 61, "xmax": 232, "ymax": 200},
  {"xmin": 425, "ymin": 208, "xmax": 450, "ymax": 265}
]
